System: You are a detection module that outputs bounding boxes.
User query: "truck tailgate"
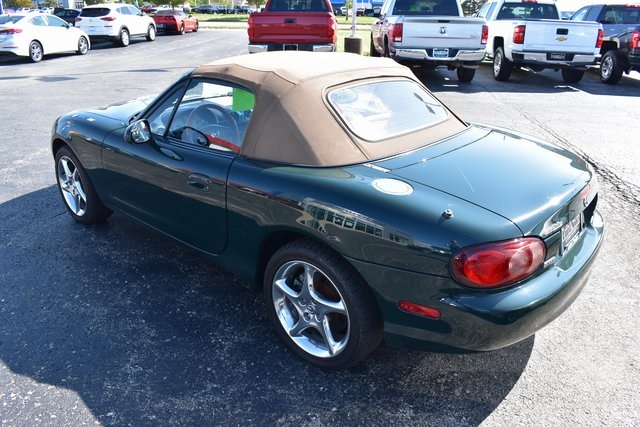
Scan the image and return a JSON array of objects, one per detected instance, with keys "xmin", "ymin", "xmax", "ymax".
[
  {"xmin": 522, "ymin": 20, "xmax": 600, "ymax": 53},
  {"xmin": 401, "ymin": 17, "xmax": 485, "ymax": 49},
  {"xmin": 250, "ymin": 12, "xmax": 333, "ymax": 43}
]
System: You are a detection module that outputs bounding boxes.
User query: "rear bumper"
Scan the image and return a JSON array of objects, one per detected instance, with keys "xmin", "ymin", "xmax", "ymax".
[
  {"xmin": 349, "ymin": 208, "xmax": 604, "ymax": 352},
  {"xmin": 248, "ymin": 43, "xmax": 335, "ymax": 53},
  {"xmin": 510, "ymin": 51, "xmax": 597, "ymax": 69},
  {"xmin": 392, "ymin": 47, "xmax": 486, "ymax": 66}
]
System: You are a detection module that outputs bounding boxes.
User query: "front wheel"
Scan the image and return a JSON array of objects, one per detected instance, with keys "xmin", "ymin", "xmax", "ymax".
[
  {"xmin": 561, "ymin": 68, "xmax": 584, "ymax": 83},
  {"xmin": 29, "ymin": 41, "xmax": 43, "ymax": 63},
  {"xmin": 264, "ymin": 239, "xmax": 382, "ymax": 369},
  {"xmin": 493, "ymin": 47, "xmax": 512, "ymax": 81},
  {"xmin": 146, "ymin": 25, "xmax": 156, "ymax": 41},
  {"xmin": 456, "ymin": 66, "xmax": 476, "ymax": 83},
  {"xmin": 77, "ymin": 36, "xmax": 89, "ymax": 55},
  {"xmin": 55, "ymin": 146, "xmax": 112, "ymax": 224},
  {"xmin": 600, "ymin": 50, "xmax": 624, "ymax": 84}
]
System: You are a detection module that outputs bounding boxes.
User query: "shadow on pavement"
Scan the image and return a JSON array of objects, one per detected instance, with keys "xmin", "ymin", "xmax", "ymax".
[{"xmin": 0, "ymin": 186, "xmax": 533, "ymax": 425}]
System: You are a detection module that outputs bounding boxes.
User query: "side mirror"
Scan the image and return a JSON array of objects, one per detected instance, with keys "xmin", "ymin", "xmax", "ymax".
[{"xmin": 124, "ymin": 120, "xmax": 151, "ymax": 144}]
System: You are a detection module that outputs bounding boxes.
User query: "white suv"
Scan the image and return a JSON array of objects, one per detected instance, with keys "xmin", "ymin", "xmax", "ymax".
[{"xmin": 75, "ymin": 3, "xmax": 156, "ymax": 47}]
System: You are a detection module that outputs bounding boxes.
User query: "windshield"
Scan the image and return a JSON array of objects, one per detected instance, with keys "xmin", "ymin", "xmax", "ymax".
[{"xmin": 328, "ymin": 79, "xmax": 450, "ymax": 142}]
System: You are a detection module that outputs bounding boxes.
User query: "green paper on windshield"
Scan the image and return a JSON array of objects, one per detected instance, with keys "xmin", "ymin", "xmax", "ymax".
[{"xmin": 232, "ymin": 88, "xmax": 255, "ymax": 112}]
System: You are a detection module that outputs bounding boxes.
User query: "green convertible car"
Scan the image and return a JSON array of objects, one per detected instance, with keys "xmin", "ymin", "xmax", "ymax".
[{"xmin": 51, "ymin": 52, "xmax": 604, "ymax": 368}]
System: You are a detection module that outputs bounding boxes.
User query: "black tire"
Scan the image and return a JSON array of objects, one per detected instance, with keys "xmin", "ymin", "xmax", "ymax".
[
  {"xmin": 118, "ymin": 28, "xmax": 130, "ymax": 47},
  {"xmin": 600, "ymin": 50, "xmax": 624, "ymax": 85},
  {"xmin": 383, "ymin": 38, "xmax": 390, "ymax": 58},
  {"xmin": 146, "ymin": 25, "xmax": 156, "ymax": 41},
  {"xmin": 55, "ymin": 146, "xmax": 112, "ymax": 224},
  {"xmin": 179, "ymin": 24, "xmax": 185, "ymax": 35},
  {"xmin": 561, "ymin": 68, "xmax": 584, "ymax": 83},
  {"xmin": 370, "ymin": 35, "xmax": 380, "ymax": 57},
  {"xmin": 456, "ymin": 66, "xmax": 476, "ymax": 83},
  {"xmin": 77, "ymin": 36, "xmax": 89, "ymax": 55},
  {"xmin": 193, "ymin": 21, "xmax": 199, "ymax": 32},
  {"xmin": 264, "ymin": 239, "xmax": 383, "ymax": 369},
  {"xmin": 29, "ymin": 41, "xmax": 43, "ymax": 63},
  {"xmin": 493, "ymin": 47, "xmax": 512, "ymax": 81}
]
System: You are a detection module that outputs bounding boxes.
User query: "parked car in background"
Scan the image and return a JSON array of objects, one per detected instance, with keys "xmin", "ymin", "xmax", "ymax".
[
  {"xmin": 153, "ymin": 9, "xmax": 198, "ymax": 34},
  {"xmin": 139, "ymin": 4, "xmax": 157, "ymax": 14},
  {"xmin": 570, "ymin": 3, "xmax": 640, "ymax": 84},
  {"xmin": 247, "ymin": 0, "xmax": 337, "ymax": 53},
  {"xmin": 370, "ymin": 0, "xmax": 488, "ymax": 82},
  {"xmin": 476, "ymin": 0, "xmax": 603, "ymax": 83},
  {"xmin": 50, "ymin": 52, "xmax": 604, "ymax": 369},
  {"xmin": 0, "ymin": 12, "xmax": 90, "ymax": 62},
  {"xmin": 75, "ymin": 3, "xmax": 156, "ymax": 47},
  {"xmin": 54, "ymin": 8, "xmax": 80, "ymax": 25},
  {"xmin": 193, "ymin": 4, "xmax": 216, "ymax": 13}
]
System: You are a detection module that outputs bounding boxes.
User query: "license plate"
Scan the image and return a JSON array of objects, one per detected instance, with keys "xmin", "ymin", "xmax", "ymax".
[
  {"xmin": 549, "ymin": 52, "xmax": 566, "ymax": 60},
  {"xmin": 561, "ymin": 212, "xmax": 583, "ymax": 253},
  {"xmin": 433, "ymin": 48, "xmax": 449, "ymax": 58}
]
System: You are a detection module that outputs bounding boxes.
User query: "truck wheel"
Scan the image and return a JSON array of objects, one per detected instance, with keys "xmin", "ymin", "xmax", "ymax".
[
  {"xmin": 456, "ymin": 67, "xmax": 475, "ymax": 83},
  {"xmin": 370, "ymin": 36, "xmax": 380, "ymax": 57},
  {"xmin": 600, "ymin": 50, "xmax": 624, "ymax": 85},
  {"xmin": 493, "ymin": 47, "xmax": 512, "ymax": 81},
  {"xmin": 561, "ymin": 68, "xmax": 584, "ymax": 83}
]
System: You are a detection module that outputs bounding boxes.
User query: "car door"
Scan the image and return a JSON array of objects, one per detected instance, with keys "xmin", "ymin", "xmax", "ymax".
[
  {"xmin": 127, "ymin": 5, "xmax": 147, "ymax": 35},
  {"xmin": 101, "ymin": 78, "xmax": 255, "ymax": 255},
  {"xmin": 44, "ymin": 15, "xmax": 75, "ymax": 53}
]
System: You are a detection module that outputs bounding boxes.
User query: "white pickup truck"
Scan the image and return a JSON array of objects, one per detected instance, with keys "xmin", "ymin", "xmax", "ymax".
[
  {"xmin": 370, "ymin": 0, "xmax": 488, "ymax": 82},
  {"xmin": 476, "ymin": 0, "xmax": 604, "ymax": 83}
]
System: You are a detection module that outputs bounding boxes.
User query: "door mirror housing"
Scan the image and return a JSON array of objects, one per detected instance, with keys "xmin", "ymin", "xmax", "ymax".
[{"xmin": 124, "ymin": 120, "xmax": 151, "ymax": 144}]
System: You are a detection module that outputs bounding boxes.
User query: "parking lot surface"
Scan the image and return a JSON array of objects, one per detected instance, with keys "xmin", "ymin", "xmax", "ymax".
[{"xmin": 1, "ymin": 30, "xmax": 639, "ymax": 426}]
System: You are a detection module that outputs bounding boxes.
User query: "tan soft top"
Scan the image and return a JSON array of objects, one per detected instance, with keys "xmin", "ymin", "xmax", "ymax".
[{"xmin": 192, "ymin": 52, "xmax": 466, "ymax": 167}]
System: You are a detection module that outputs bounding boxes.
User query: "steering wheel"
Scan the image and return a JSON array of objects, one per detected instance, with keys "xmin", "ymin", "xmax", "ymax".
[{"xmin": 184, "ymin": 103, "xmax": 240, "ymax": 148}]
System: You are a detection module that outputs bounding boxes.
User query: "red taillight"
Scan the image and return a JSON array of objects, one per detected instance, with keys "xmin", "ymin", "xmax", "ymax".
[
  {"xmin": 481, "ymin": 24, "xmax": 488, "ymax": 45},
  {"xmin": 398, "ymin": 301, "xmax": 441, "ymax": 319},
  {"xmin": 513, "ymin": 25, "xmax": 525, "ymax": 44},
  {"xmin": 247, "ymin": 15, "xmax": 254, "ymax": 39},
  {"xmin": 389, "ymin": 23, "xmax": 403, "ymax": 43},
  {"xmin": 327, "ymin": 16, "xmax": 336, "ymax": 39},
  {"xmin": 451, "ymin": 238, "xmax": 546, "ymax": 289},
  {"xmin": 596, "ymin": 28, "xmax": 604, "ymax": 48},
  {"xmin": 0, "ymin": 28, "xmax": 23, "ymax": 34},
  {"xmin": 100, "ymin": 16, "xmax": 116, "ymax": 21},
  {"xmin": 631, "ymin": 31, "xmax": 640, "ymax": 49}
]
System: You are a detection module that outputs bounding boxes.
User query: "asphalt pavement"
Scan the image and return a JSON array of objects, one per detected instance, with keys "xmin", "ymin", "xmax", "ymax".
[{"xmin": 0, "ymin": 29, "xmax": 638, "ymax": 426}]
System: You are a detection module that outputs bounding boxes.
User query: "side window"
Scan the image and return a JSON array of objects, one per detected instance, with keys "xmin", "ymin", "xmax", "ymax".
[
  {"xmin": 570, "ymin": 6, "xmax": 589, "ymax": 21},
  {"xmin": 30, "ymin": 16, "xmax": 47, "ymax": 26},
  {"xmin": 585, "ymin": 7, "xmax": 600, "ymax": 22},
  {"xmin": 129, "ymin": 6, "xmax": 141, "ymax": 15},
  {"xmin": 476, "ymin": 2, "xmax": 495, "ymax": 19},
  {"xmin": 167, "ymin": 80, "xmax": 255, "ymax": 153},
  {"xmin": 45, "ymin": 15, "xmax": 67, "ymax": 27},
  {"xmin": 601, "ymin": 6, "xmax": 622, "ymax": 24},
  {"xmin": 147, "ymin": 84, "xmax": 186, "ymax": 137}
]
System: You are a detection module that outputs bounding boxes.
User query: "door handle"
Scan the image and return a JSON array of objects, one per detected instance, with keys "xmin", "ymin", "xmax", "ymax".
[{"xmin": 187, "ymin": 173, "xmax": 212, "ymax": 191}]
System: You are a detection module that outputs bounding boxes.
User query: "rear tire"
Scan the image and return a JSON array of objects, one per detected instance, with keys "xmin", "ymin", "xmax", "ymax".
[
  {"xmin": 29, "ymin": 41, "xmax": 43, "ymax": 63},
  {"xmin": 264, "ymin": 239, "xmax": 383, "ymax": 369},
  {"xmin": 456, "ymin": 66, "xmax": 476, "ymax": 83},
  {"xmin": 179, "ymin": 24, "xmax": 185, "ymax": 35},
  {"xmin": 370, "ymin": 35, "xmax": 380, "ymax": 57},
  {"xmin": 600, "ymin": 50, "xmax": 624, "ymax": 84},
  {"xmin": 193, "ymin": 21, "xmax": 199, "ymax": 32},
  {"xmin": 561, "ymin": 68, "xmax": 584, "ymax": 83},
  {"xmin": 493, "ymin": 47, "xmax": 512, "ymax": 81},
  {"xmin": 118, "ymin": 28, "xmax": 130, "ymax": 47}
]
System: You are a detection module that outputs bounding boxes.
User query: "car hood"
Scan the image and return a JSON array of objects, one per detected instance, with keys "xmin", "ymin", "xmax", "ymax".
[
  {"xmin": 84, "ymin": 95, "xmax": 156, "ymax": 126},
  {"xmin": 376, "ymin": 124, "xmax": 594, "ymax": 236}
]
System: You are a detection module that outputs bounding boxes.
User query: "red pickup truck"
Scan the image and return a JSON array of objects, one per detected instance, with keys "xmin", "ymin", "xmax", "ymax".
[{"xmin": 247, "ymin": 0, "xmax": 337, "ymax": 53}]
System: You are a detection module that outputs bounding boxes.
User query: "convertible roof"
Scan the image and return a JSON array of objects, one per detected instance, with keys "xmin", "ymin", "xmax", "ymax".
[{"xmin": 192, "ymin": 52, "xmax": 466, "ymax": 167}]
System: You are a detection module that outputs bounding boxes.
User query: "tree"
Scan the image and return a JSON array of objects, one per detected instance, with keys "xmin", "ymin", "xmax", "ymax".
[{"xmin": 4, "ymin": 0, "xmax": 35, "ymax": 8}]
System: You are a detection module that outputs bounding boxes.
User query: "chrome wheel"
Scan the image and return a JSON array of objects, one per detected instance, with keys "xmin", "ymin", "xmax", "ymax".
[
  {"xmin": 29, "ymin": 41, "xmax": 43, "ymax": 63},
  {"xmin": 78, "ymin": 36, "xmax": 89, "ymax": 55},
  {"xmin": 600, "ymin": 54, "xmax": 613, "ymax": 80},
  {"xmin": 493, "ymin": 50, "xmax": 502, "ymax": 76},
  {"xmin": 272, "ymin": 260, "xmax": 350, "ymax": 358},
  {"xmin": 57, "ymin": 156, "xmax": 87, "ymax": 217}
]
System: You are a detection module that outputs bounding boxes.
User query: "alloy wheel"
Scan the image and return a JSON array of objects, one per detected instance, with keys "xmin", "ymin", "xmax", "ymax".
[{"xmin": 57, "ymin": 156, "xmax": 87, "ymax": 217}]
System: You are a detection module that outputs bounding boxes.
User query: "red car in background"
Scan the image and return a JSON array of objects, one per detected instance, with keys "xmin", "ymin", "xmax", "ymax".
[{"xmin": 153, "ymin": 9, "xmax": 198, "ymax": 34}]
